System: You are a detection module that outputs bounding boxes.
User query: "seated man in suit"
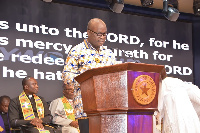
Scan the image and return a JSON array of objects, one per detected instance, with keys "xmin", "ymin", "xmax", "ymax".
[
  {"xmin": 0, "ymin": 95, "xmax": 11, "ymax": 133},
  {"xmin": 49, "ymin": 83, "xmax": 79, "ymax": 133},
  {"xmin": 8, "ymin": 76, "xmax": 61, "ymax": 133}
]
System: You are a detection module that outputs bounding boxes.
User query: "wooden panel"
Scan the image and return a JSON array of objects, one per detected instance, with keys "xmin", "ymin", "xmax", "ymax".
[
  {"xmin": 178, "ymin": 0, "xmax": 193, "ymax": 13},
  {"xmin": 127, "ymin": 71, "xmax": 160, "ymax": 111},
  {"xmin": 80, "ymin": 78, "xmax": 97, "ymax": 113},
  {"xmin": 101, "ymin": 114, "xmax": 128, "ymax": 133},
  {"xmin": 93, "ymin": 71, "xmax": 128, "ymax": 111},
  {"xmin": 127, "ymin": 114, "xmax": 153, "ymax": 133},
  {"xmin": 88, "ymin": 115, "xmax": 101, "ymax": 133},
  {"xmin": 88, "ymin": 112, "xmax": 154, "ymax": 133}
]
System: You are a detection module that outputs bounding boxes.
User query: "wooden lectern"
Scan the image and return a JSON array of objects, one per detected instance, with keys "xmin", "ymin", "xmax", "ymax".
[{"xmin": 75, "ymin": 62, "xmax": 166, "ymax": 133}]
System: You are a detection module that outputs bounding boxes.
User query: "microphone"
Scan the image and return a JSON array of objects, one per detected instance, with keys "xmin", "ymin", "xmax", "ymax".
[{"xmin": 109, "ymin": 47, "xmax": 141, "ymax": 63}]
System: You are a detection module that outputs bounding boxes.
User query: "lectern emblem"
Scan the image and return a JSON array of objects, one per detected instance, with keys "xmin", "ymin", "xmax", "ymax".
[{"xmin": 132, "ymin": 75, "xmax": 156, "ymax": 105}]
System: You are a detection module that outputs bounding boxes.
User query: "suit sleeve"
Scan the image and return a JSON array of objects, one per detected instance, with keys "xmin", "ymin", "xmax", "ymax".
[{"xmin": 8, "ymin": 98, "xmax": 31, "ymax": 128}]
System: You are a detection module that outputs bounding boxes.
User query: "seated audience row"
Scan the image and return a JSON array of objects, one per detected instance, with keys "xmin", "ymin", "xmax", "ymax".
[{"xmin": 0, "ymin": 76, "xmax": 79, "ymax": 133}]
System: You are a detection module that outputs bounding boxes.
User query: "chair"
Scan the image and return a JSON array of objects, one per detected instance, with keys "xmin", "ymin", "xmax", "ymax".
[{"xmin": 10, "ymin": 127, "xmax": 24, "ymax": 133}]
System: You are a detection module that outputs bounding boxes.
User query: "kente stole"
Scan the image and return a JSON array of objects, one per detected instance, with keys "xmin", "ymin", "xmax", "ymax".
[
  {"xmin": 19, "ymin": 91, "xmax": 50, "ymax": 133},
  {"xmin": 61, "ymin": 96, "xmax": 75, "ymax": 121}
]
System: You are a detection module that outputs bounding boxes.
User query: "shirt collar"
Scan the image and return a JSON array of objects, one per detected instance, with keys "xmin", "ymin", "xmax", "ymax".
[
  {"xmin": 0, "ymin": 111, "xmax": 6, "ymax": 115},
  {"xmin": 84, "ymin": 39, "xmax": 106, "ymax": 51},
  {"xmin": 28, "ymin": 95, "xmax": 33, "ymax": 99}
]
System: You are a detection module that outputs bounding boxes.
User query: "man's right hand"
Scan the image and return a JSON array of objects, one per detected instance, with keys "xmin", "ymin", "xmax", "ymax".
[
  {"xmin": 69, "ymin": 121, "xmax": 79, "ymax": 128},
  {"xmin": 34, "ymin": 122, "xmax": 44, "ymax": 129},
  {"xmin": 30, "ymin": 118, "xmax": 44, "ymax": 129}
]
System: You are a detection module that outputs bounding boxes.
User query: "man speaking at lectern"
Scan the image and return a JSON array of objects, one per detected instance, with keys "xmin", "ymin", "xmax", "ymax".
[{"xmin": 62, "ymin": 18, "xmax": 117, "ymax": 120}]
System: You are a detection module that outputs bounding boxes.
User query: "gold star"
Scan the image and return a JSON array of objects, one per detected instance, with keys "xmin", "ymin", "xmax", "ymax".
[{"xmin": 141, "ymin": 84, "xmax": 150, "ymax": 96}]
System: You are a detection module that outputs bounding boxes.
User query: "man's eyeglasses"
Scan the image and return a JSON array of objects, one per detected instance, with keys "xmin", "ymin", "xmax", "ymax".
[{"xmin": 88, "ymin": 29, "xmax": 107, "ymax": 37}]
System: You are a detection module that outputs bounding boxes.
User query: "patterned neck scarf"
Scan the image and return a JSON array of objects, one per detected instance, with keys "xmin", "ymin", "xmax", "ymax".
[
  {"xmin": 61, "ymin": 96, "xmax": 75, "ymax": 121},
  {"xmin": 19, "ymin": 91, "xmax": 49, "ymax": 133}
]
